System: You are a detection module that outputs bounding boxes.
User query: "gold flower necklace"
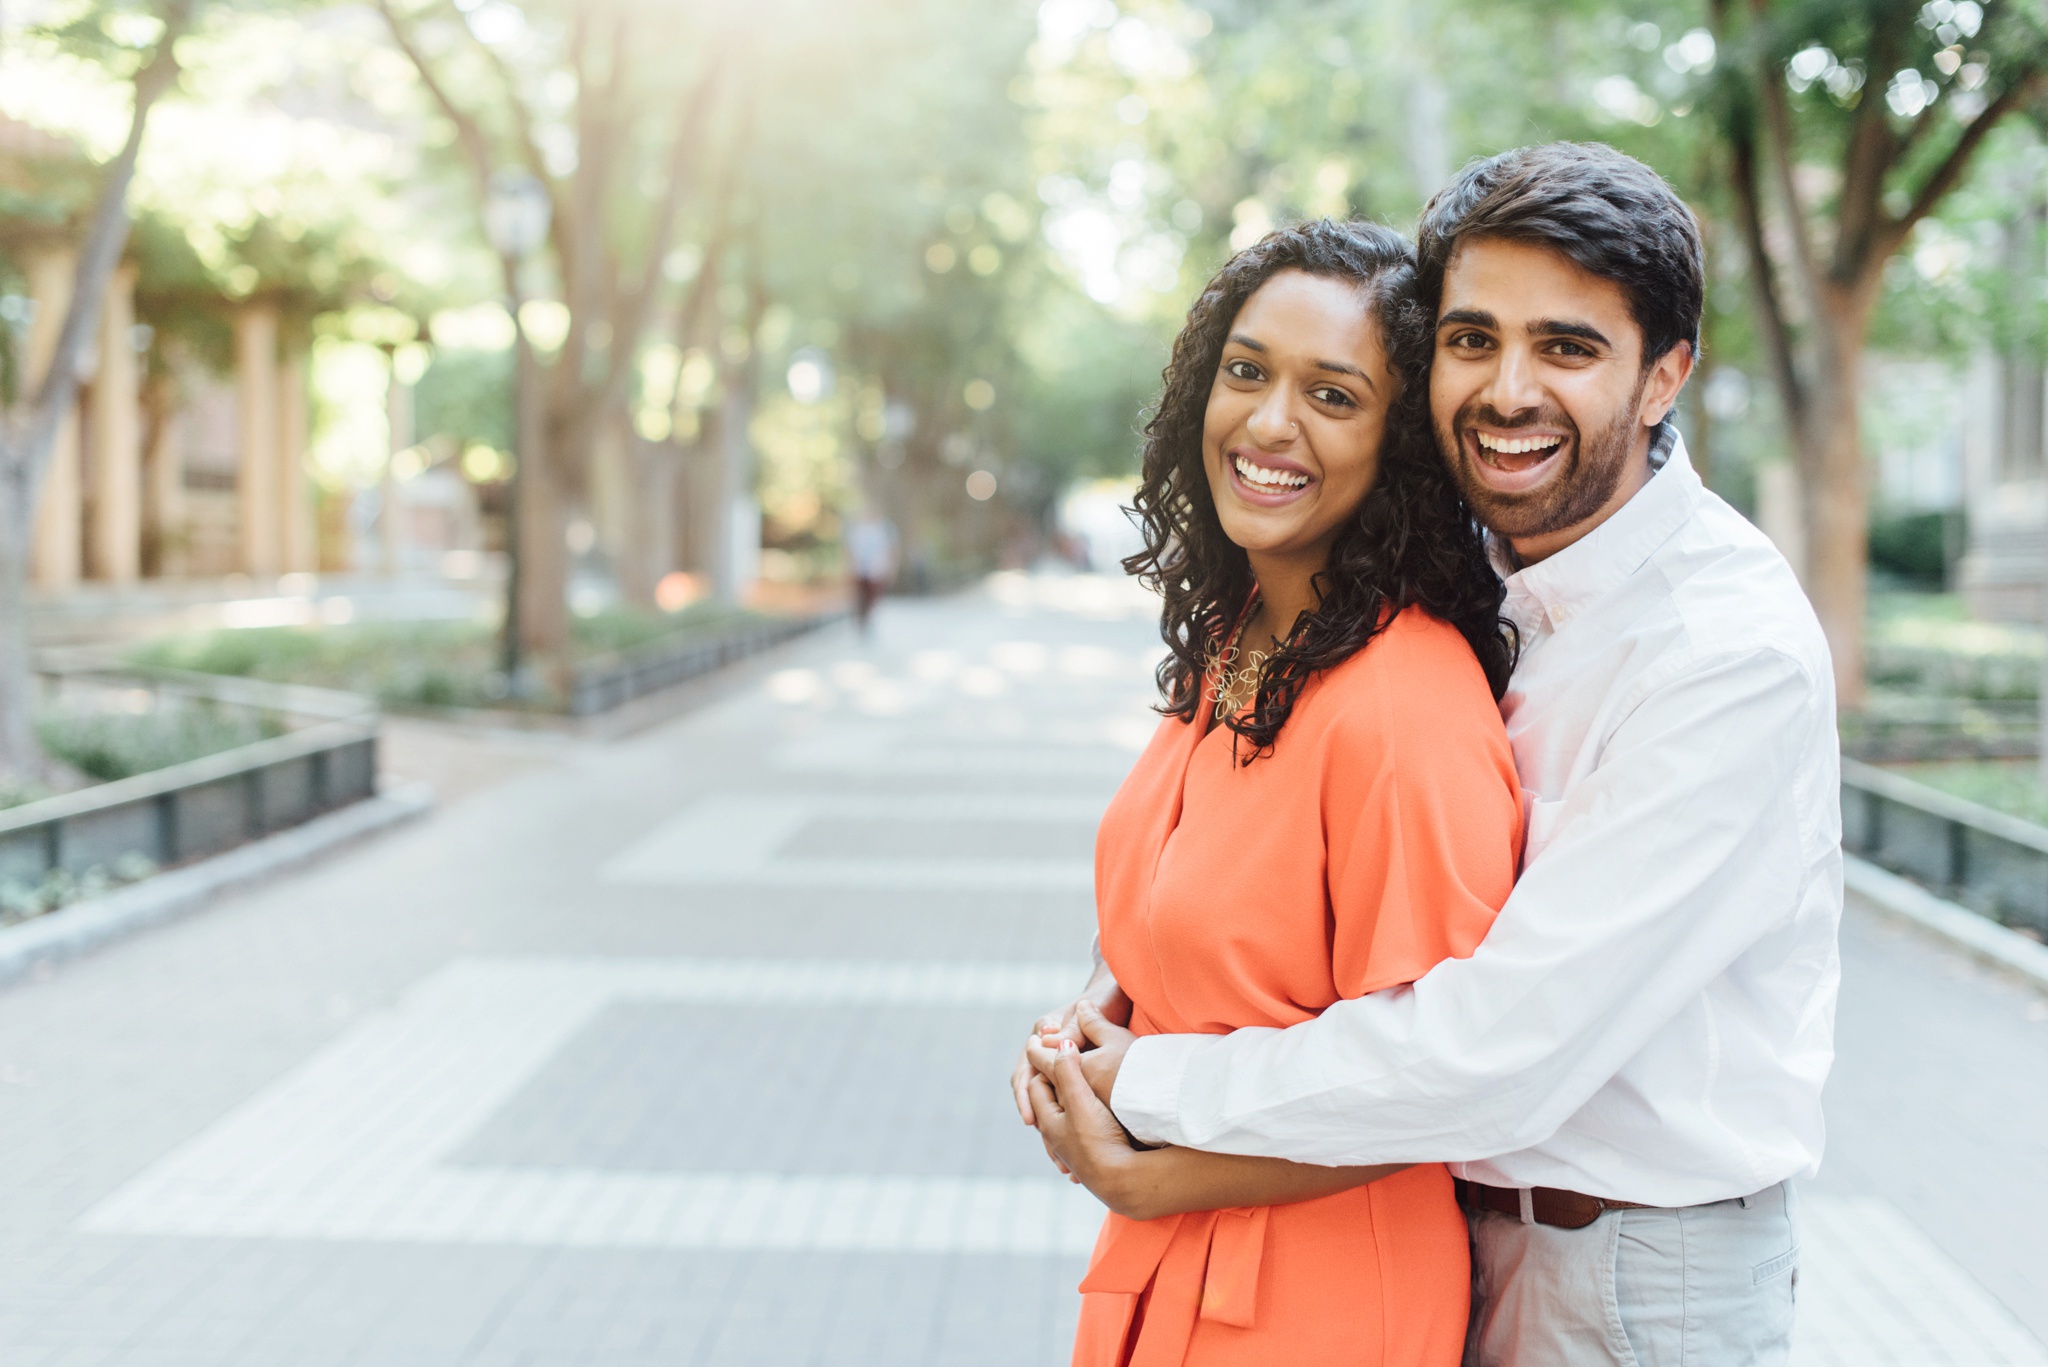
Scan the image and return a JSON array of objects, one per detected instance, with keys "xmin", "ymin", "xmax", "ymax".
[
  {"xmin": 1207, "ymin": 638, "xmax": 1272, "ymax": 721},
  {"xmin": 1206, "ymin": 594, "xmax": 1283, "ymax": 721}
]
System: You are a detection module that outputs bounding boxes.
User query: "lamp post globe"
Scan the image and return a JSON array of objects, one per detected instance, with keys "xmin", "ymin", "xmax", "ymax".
[{"xmin": 484, "ymin": 168, "xmax": 551, "ymax": 261}]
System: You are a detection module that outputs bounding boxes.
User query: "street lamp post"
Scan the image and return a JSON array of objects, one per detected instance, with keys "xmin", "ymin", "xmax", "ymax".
[{"xmin": 483, "ymin": 168, "xmax": 551, "ymax": 695}]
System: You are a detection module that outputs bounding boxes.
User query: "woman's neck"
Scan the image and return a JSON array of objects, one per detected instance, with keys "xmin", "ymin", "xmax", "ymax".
[{"xmin": 1244, "ymin": 549, "xmax": 1325, "ymax": 649}]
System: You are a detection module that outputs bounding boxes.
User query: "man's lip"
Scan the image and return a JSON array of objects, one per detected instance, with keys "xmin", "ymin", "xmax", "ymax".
[
  {"xmin": 1469, "ymin": 428, "xmax": 1569, "ymax": 451},
  {"xmin": 1463, "ymin": 427, "xmax": 1567, "ymax": 494}
]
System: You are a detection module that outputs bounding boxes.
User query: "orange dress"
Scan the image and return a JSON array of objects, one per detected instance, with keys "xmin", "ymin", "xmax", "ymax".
[{"xmin": 1076, "ymin": 608, "xmax": 1522, "ymax": 1367}]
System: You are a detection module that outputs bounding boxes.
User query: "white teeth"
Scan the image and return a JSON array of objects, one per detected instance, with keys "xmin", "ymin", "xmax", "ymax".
[
  {"xmin": 1475, "ymin": 432, "xmax": 1564, "ymax": 456},
  {"xmin": 1234, "ymin": 455, "xmax": 1309, "ymax": 489}
]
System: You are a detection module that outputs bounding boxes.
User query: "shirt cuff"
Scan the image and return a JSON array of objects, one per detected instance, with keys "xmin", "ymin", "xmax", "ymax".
[{"xmin": 1109, "ymin": 1032, "xmax": 1212, "ymax": 1147}]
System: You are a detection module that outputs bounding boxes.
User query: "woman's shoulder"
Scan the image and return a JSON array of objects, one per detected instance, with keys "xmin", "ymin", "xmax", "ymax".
[{"xmin": 1313, "ymin": 606, "xmax": 1501, "ymax": 711}]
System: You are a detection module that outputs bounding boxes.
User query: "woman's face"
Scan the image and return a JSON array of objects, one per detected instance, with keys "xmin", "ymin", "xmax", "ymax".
[{"xmin": 1201, "ymin": 269, "xmax": 1393, "ymax": 566}]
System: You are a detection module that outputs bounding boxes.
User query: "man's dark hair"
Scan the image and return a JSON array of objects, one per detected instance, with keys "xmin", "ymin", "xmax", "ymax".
[{"xmin": 1415, "ymin": 142, "xmax": 1704, "ymax": 366}]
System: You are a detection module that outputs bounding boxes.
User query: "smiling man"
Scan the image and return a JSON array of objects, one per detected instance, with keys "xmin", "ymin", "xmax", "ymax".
[{"xmin": 1023, "ymin": 143, "xmax": 1843, "ymax": 1366}]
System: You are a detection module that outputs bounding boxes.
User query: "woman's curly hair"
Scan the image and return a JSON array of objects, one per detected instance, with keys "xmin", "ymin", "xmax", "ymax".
[{"xmin": 1123, "ymin": 218, "xmax": 1515, "ymax": 759}]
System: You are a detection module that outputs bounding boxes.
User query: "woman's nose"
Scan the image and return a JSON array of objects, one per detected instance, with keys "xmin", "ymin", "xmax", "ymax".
[{"xmin": 1245, "ymin": 390, "xmax": 1299, "ymax": 447}]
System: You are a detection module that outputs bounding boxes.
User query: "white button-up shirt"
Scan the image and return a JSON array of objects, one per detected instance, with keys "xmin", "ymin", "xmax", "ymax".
[{"xmin": 1110, "ymin": 431, "xmax": 1843, "ymax": 1206}]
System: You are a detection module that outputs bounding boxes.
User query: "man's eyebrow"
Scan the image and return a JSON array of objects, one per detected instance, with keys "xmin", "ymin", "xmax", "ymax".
[
  {"xmin": 1437, "ymin": 307, "xmax": 1495, "ymax": 330},
  {"xmin": 1529, "ymin": 317, "xmax": 1612, "ymax": 348},
  {"xmin": 1227, "ymin": 332, "xmax": 1267, "ymax": 352}
]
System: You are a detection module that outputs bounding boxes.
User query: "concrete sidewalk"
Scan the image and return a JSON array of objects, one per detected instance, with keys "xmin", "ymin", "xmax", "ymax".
[{"xmin": 0, "ymin": 573, "xmax": 2037, "ymax": 1364}]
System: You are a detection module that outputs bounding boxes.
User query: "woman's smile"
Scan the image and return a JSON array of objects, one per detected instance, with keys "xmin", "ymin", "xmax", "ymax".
[{"xmin": 1226, "ymin": 447, "xmax": 1317, "ymax": 506}]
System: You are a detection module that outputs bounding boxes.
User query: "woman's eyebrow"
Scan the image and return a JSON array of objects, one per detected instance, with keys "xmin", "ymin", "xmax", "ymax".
[
  {"xmin": 1227, "ymin": 332, "xmax": 1268, "ymax": 352},
  {"xmin": 1312, "ymin": 358, "xmax": 1376, "ymax": 391}
]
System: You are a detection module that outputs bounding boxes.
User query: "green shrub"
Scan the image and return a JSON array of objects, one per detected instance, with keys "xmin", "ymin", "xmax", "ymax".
[
  {"xmin": 1868, "ymin": 511, "xmax": 1961, "ymax": 588},
  {"xmin": 127, "ymin": 604, "xmax": 773, "ymax": 713},
  {"xmin": 37, "ymin": 703, "xmax": 280, "ymax": 782}
]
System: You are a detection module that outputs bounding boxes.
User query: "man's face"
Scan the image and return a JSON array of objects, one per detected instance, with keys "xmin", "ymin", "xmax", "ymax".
[{"xmin": 1430, "ymin": 238, "xmax": 1691, "ymax": 563}]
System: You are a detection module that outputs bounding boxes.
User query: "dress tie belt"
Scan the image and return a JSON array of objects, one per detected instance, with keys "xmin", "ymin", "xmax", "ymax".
[{"xmin": 1078, "ymin": 1205, "xmax": 1270, "ymax": 1365}]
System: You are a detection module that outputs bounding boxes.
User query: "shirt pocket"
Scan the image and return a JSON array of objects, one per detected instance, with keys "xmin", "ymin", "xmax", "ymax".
[{"xmin": 1519, "ymin": 790, "xmax": 1567, "ymax": 873}]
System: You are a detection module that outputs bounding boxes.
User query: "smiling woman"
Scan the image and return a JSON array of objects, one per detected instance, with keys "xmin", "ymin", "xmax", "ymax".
[
  {"xmin": 1035, "ymin": 219, "xmax": 1526, "ymax": 1367},
  {"xmin": 1125, "ymin": 219, "xmax": 1513, "ymax": 757}
]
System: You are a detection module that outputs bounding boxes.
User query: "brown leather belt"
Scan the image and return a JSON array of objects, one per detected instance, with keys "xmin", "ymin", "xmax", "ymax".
[{"xmin": 1454, "ymin": 1178, "xmax": 1654, "ymax": 1230}]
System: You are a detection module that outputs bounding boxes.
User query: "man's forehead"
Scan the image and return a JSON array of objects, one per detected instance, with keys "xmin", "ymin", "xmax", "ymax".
[{"xmin": 1438, "ymin": 237, "xmax": 1635, "ymax": 328}]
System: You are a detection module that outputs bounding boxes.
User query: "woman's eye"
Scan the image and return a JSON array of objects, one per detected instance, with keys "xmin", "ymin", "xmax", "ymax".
[
  {"xmin": 1225, "ymin": 359, "xmax": 1262, "ymax": 381},
  {"xmin": 1310, "ymin": 387, "xmax": 1354, "ymax": 408}
]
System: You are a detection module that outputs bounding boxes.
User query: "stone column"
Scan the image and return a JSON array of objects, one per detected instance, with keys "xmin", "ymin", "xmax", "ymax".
[
  {"xmin": 87, "ymin": 263, "xmax": 141, "ymax": 584},
  {"xmin": 382, "ymin": 347, "xmax": 412, "ymax": 576},
  {"xmin": 24, "ymin": 248, "xmax": 81, "ymax": 590},
  {"xmin": 142, "ymin": 370, "xmax": 186, "ymax": 578},
  {"xmin": 276, "ymin": 336, "xmax": 315, "ymax": 574},
  {"xmin": 235, "ymin": 301, "xmax": 281, "ymax": 579}
]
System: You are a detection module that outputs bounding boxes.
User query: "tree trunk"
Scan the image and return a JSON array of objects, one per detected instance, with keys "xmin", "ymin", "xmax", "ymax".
[
  {"xmin": 1796, "ymin": 299, "xmax": 1873, "ymax": 708},
  {"xmin": 518, "ymin": 339, "xmax": 570, "ymax": 671},
  {"xmin": 0, "ymin": 467, "xmax": 37, "ymax": 788}
]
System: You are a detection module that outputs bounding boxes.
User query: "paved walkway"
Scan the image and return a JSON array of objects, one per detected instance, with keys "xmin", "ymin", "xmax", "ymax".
[{"xmin": 0, "ymin": 574, "xmax": 2040, "ymax": 1365}]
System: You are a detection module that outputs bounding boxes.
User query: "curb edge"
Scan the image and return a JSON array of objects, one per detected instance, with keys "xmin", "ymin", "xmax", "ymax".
[
  {"xmin": 0, "ymin": 782, "xmax": 436, "ymax": 988},
  {"xmin": 1845, "ymin": 854, "xmax": 2048, "ymax": 992}
]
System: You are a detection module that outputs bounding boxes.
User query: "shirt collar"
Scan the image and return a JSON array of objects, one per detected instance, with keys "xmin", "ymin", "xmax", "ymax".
[{"xmin": 1495, "ymin": 422, "xmax": 1700, "ymax": 637}]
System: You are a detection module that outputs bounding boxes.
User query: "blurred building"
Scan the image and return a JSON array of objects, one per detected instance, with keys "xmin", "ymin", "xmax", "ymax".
[
  {"xmin": 1, "ymin": 114, "xmax": 321, "ymax": 593},
  {"xmin": 1954, "ymin": 348, "xmax": 2048, "ymax": 622}
]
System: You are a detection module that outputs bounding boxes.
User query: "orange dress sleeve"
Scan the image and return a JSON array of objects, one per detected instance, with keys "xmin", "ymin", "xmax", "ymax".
[{"xmin": 1322, "ymin": 614, "xmax": 1523, "ymax": 999}]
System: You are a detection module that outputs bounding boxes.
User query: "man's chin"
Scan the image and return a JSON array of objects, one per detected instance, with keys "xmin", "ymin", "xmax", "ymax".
[{"xmin": 1454, "ymin": 459, "xmax": 1569, "ymax": 538}]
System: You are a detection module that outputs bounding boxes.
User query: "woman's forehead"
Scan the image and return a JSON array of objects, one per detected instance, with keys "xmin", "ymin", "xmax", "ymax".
[{"xmin": 1231, "ymin": 270, "xmax": 1381, "ymax": 356}]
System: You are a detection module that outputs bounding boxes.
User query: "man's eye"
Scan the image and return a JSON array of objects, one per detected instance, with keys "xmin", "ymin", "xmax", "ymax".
[
  {"xmin": 1550, "ymin": 341, "xmax": 1592, "ymax": 358},
  {"xmin": 1445, "ymin": 332, "xmax": 1490, "ymax": 351},
  {"xmin": 1225, "ymin": 359, "xmax": 1262, "ymax": 380}
]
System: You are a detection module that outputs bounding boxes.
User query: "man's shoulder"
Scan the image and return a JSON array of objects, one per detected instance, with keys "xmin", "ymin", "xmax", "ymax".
[{"xmin": 1647, "ymin": 488, "xmax": 1832, "ymax": 685}]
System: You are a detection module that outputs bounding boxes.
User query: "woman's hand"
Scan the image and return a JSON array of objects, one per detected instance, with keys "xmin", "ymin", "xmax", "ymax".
[
  {"xmin": 1012, "ymin": 968, "xmax": 1130, "ymax": 1127},
  {"xmin": 1026, "ymin": 999, "xmax": 1134, "ymax": 1113},
  {"xmin": 1033, "ymin": 1037, "xmax": 1414, "ymax": 1222},
  {"xmin": 1028, "ymin": 1039, "xmax": 1166, "ymax": 1219}
]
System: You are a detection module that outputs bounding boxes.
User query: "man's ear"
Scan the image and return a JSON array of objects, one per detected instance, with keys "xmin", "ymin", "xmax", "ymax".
[{"xmin": 1639, "ymin": 341, "xmax": 1696, "ymax": 428}]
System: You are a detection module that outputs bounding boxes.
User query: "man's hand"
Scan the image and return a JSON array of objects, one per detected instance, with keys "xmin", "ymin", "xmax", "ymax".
[
  {"xmin": 1026, "ymin": 999, "xmax": 1133, "ymax": 1114},
  {"xmin": 1011, "ymin": 967, "xmax": 1129, "ymax": 1127}
]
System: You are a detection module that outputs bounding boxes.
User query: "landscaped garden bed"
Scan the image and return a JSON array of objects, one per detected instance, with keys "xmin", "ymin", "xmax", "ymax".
[
  {"xmin": 0, "ymin": 671, "xmax": 378, "ymax": 923},
  {"xmin": 124, "ymin": 602, "xmax": 833, "ymax": 717}
]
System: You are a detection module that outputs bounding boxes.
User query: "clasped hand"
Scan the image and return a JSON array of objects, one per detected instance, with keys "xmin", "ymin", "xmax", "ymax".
[{"xmin": 1013, "ymin": 999, "xmax": 1167, "ymax": 1218}]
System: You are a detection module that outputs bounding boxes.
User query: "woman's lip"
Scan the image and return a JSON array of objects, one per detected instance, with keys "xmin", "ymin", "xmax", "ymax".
[
  {"xmin": 1226, "ymin": 451, "xmax": 1316, "ymax": 506},
  {"xmin": 1228, "ymin": 446, "xmax": 1312, "ymax": 477},
  {"xmin": 1463, "ymin": 429, "xmax": 1567, "ymax": 495}
]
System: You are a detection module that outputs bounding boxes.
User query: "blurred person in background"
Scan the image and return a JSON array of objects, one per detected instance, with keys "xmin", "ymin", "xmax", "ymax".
[
  {"xmin": 844, "ymin": 503, "xmax": 898, "ymax": 636},
  {"xmin": 1023, "ymin": 218, "xmax": 1523, "ymax": 1365},
  {"xmin": 1021, "ymin": 144, "xmax": 1839, "ymax": 1367}
]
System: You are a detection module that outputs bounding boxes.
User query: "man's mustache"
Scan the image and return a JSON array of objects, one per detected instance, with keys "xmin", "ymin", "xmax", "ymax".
[{"xmin": 1456, "ymin": 405, "xmax": 1576, "ymax": 434}]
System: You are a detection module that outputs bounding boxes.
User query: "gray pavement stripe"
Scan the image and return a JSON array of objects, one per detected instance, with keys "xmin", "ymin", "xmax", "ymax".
[
  {"xmin": 772, "ymin": 734, "xmax": 1140, "ymax": 776},
  {"xmin": 77, "ymin": 958, "xmax": 1096, "ymax": 1253},
  {"xmin": 602, "ymin": 794, "xmax": 1104, "ymax": 888},
  {"xmin": 1794, "ymin": 1194, "xmax": 2048, "ymax": 1365},
  {"xmin": 84, "ymin": 1169, "xmax": 1104, "ymax": 1254}
]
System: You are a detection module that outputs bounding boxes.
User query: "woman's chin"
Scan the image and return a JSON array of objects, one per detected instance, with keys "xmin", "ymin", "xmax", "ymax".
[{"xmin": 1212, "ymin": 508, "xmax": 1310, "ymax": 557}]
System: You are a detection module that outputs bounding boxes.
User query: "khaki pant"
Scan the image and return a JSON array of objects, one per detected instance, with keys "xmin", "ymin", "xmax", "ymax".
[{"xmin": 1465, "ymin": 1182, "xmax": 1799, "ymax": 1367}]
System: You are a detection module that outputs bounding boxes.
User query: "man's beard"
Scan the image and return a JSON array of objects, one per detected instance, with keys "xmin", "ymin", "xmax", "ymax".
[{"xmin": 1437, "ymin": 375, "xmax": 1646, "ymax": 541}]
